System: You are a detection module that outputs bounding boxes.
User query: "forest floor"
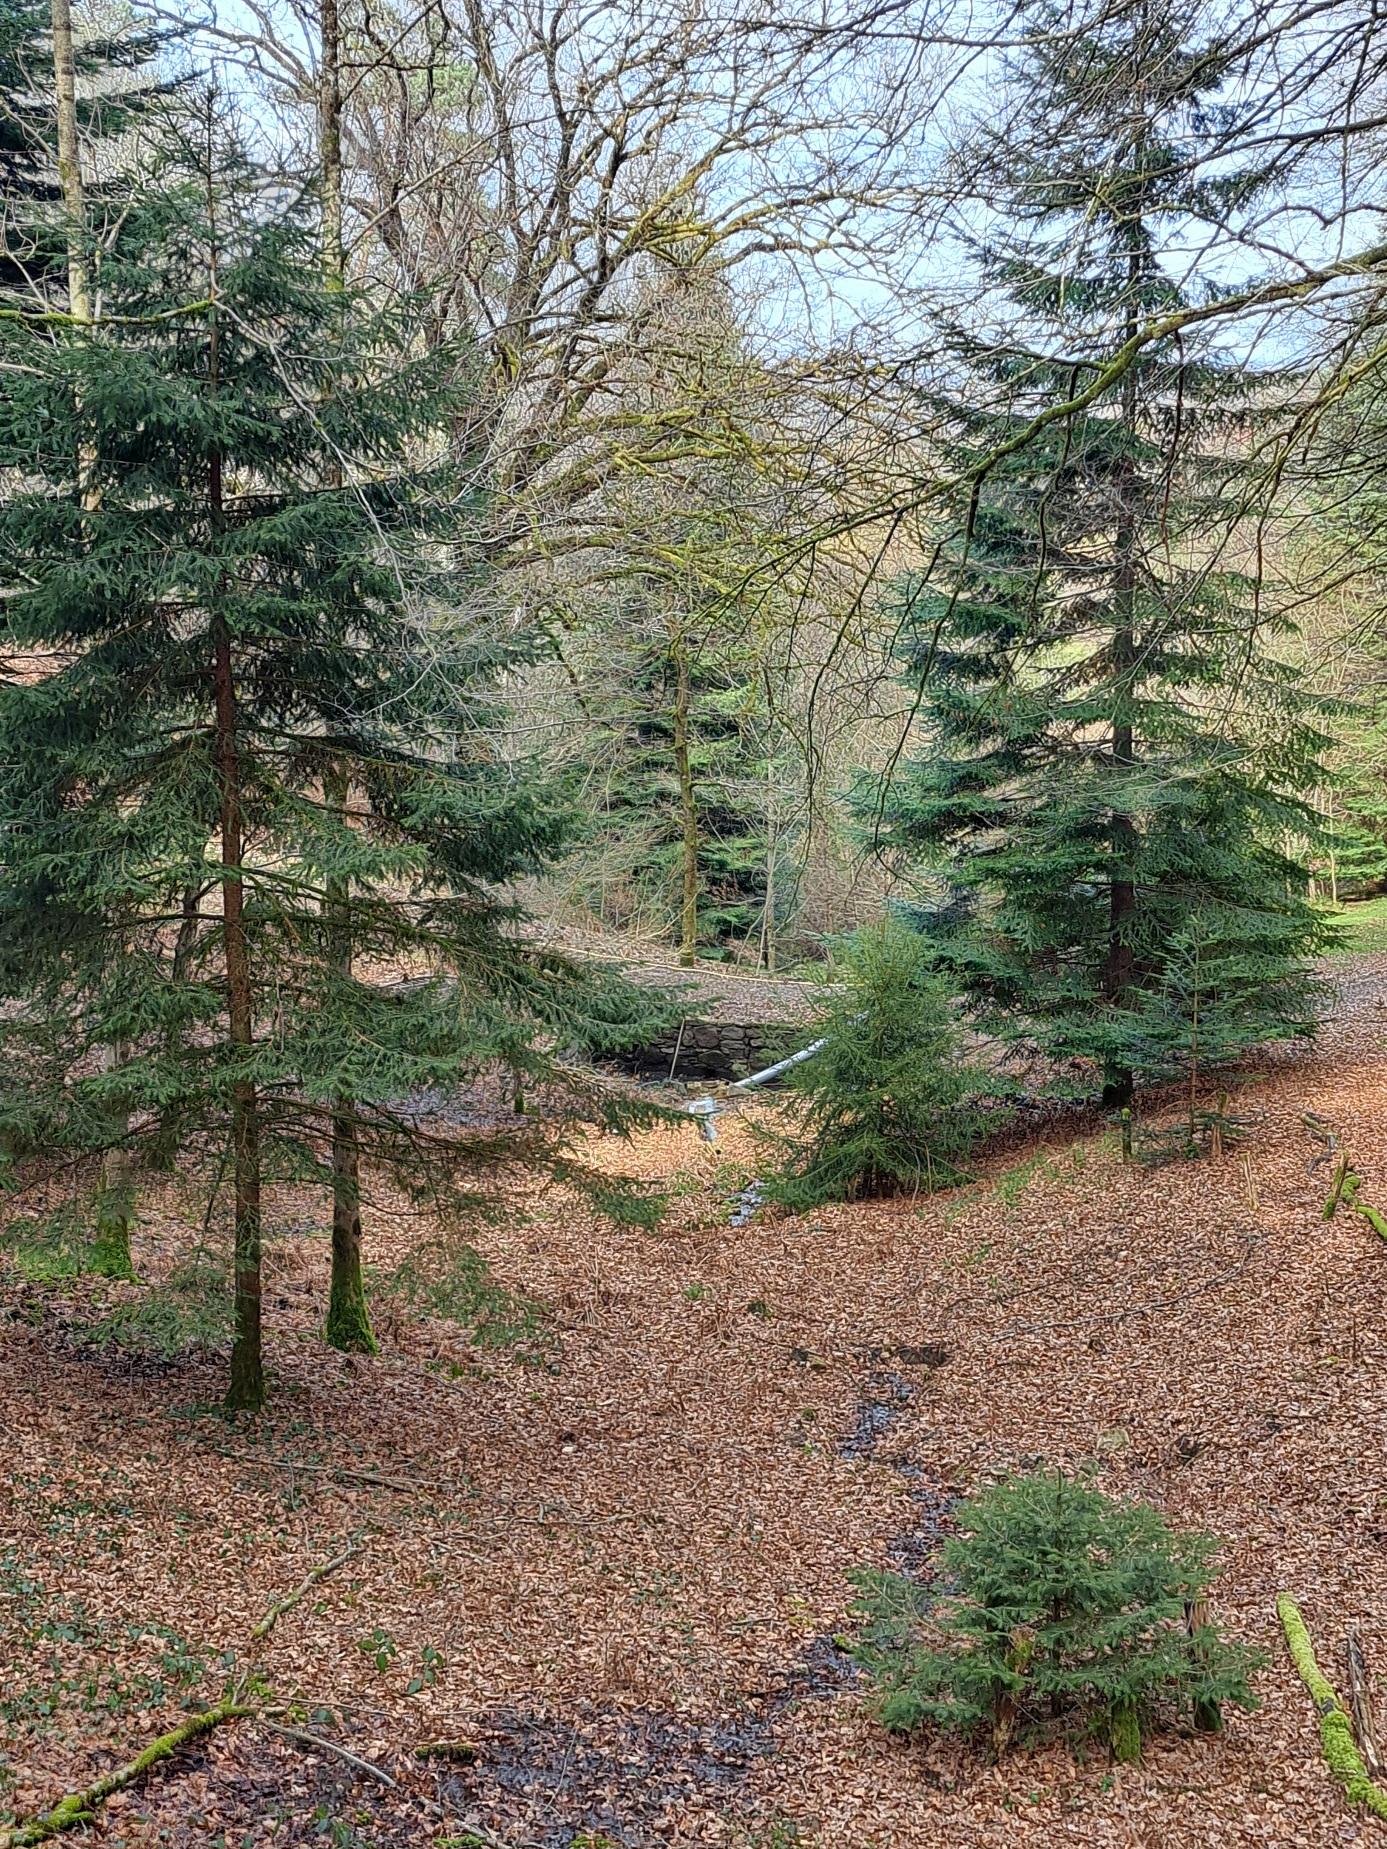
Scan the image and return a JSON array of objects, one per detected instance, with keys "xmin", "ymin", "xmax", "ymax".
[{"xmin": 6, "ymin": 963, "xmax": 1387, "ymax": 1846}]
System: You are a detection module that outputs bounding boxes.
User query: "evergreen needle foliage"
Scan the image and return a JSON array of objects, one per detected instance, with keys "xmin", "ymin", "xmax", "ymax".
[
  {"xmin": 851, "ymin": 1470, "xmax": 1262, "ymax": 1761},
  {"xmin": 761, "ymin": 920, "xmax": 991, "ymax": 1206},
  {"xmin": 582, "ymin": 617, "xmax": 780, "ymax": 956},
  {"xmin": 864, "ymin": 0, "xmax": 1331, "ymax": 1105},
  {"xmin": 0, "ymin": 126, "xmax": 673, "ymax": 1410}
]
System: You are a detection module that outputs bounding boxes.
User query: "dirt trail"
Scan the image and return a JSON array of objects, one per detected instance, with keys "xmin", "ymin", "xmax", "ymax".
[{"xmin": 5, "ymin": 961, "xmax": 1387, "ymax": 1845}]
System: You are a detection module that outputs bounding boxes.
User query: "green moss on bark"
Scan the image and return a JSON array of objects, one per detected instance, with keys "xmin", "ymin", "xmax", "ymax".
[
  {"xmin": 1109, "ymin": 1699, "xmax": 1141, "ymax": 1763},
  {"xmin": 325, "ymin": 1238, "xmax": 377, "ymax": 1355},
  {"xmin": 88, "ymin": 1186, "xmax": 135, "ymax": 1280},
  {"xmin": 1278, "ymin": 1593, "xmax": 1387, "ymax": 1819}
]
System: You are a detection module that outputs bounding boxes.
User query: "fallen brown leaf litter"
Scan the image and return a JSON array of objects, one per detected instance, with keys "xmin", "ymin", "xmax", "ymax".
[{"xmin": 8, "ymin": 963, "xmax": 1387, "ymax": 1844}]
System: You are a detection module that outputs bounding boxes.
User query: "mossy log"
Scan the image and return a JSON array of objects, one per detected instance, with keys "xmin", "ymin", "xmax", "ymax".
[
  {"xmin": 1278, "ymin": 1593, "xmax": 1387, "ymax": 1820},
  {"xmin": 414, "ymin": 1739, "xmax": 479, "ymax": 1763},
  {"xmin": 0, "ymin": 1695, "xmax": 250, "ymax": 1848}
]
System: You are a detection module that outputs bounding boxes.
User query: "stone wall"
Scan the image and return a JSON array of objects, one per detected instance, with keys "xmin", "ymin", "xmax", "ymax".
[{"xmin": 618, "ymin": 1019, "xmax": 798, "ymax": 1082}]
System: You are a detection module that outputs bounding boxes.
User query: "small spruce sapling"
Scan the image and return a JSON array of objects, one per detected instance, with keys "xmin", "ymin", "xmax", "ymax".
[
  {"xmin": 851, "ymin": 1470, "xmax": 1262, "ymax": 1762},
  {"xmin": 761, "ymin": 920, "xmax": 993, "ymax": 1207}
]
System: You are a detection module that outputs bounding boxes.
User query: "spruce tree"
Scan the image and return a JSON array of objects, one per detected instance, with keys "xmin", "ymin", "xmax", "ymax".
[
  {"xmin": 0, "ymin": 128, "xmax": 667, "ymax": 1410},
  {"xmin": 580, "ymin": 603, "xmax": 778, "ymax": 960},
  {"xmin": 761, "ymin": 920, "xmax": 991, "ymax": 1207},
  {"xmin": 548, "ymin": 234, "xmax": 797, "ymax": 966},
  {"xmin": 852, "ymin": 1470, "xmax": 1262, "ymax": 1759},
  {"xmin": 869, "ymin": 0, "xmax": 1329, "ymax": 1103}
]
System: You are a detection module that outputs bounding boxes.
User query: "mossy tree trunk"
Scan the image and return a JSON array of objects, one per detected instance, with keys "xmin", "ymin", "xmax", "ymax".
[
  {"xmin": 1109, "ymin": 1698, "xmax": 1141, "ymax": 1763},
  {"xmin": 672, "ymin": 637, "xmax": 699, "ymax": 967}
]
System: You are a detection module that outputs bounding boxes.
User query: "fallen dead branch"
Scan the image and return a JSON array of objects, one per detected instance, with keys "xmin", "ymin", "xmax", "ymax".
[
  {"xmin": 221, "ymin": 1445, "xmax": 633, "ymax": 1531},
  {"xmin": 215, "ymin": 1446, "xmax": 450, "ymax": 1495},
  {"xmin": 1347, "ymin": 1628, "xmax": 1385, "ymax": 1781},
  {"xmin": 1278, "ymin": 1594, "xmax": 1387, "ymax": 1820},
  {"xmin": 251, "ymin": 1536, "xmax": 365, "ymax": 1642},
  {"xmin": 999, "ymin": 1236, "xmax": 1263, "ymax": 1337},
  {"xmin": 259, "ymin": 1721, "xmax": 398, "ymax": 1788},
  {"xmin": 0, "ymin": 1694, "xmax": 252, "ymax": 1849},
  {"xmin": 1304, "ymin": 1111, "xmax": 1338, "ymax": 1172}
]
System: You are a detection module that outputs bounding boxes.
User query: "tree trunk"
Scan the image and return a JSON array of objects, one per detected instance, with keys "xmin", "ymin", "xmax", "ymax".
[
  {"xmin": 51, "ymin": 0, "xmax": 90, "ymax": 322},
  {"xmin": 91, "ymin": 1040, "xmax": 135, "ymax": 1277},
  {"xmin": 323, "ymin": 762, "xmax": 374, "ymax": 1354},
  {"xmin": 1186, "ymin": 1596, "xmax": 1223, "ymax": 1733},
  {"xmin": 761, "ymin": 749, "xmax": 777, "ymax": 972},
  {"xmin": 672, "ymin": 640, "xmax": 699, "ymax": 967},
  {"xmin": 54, "ymin": 0, "xmax": 136, "ymax": 1247},
  {"xmin": 316, "ymin": 0, "xmax": 374, "ymax": 1354},
  {"xmin": 1101, "ymin": 189, "xmax": 1145, "ymax": 1116},
  {"xmin": 1101, "ymin": 606, "xmax": 1138, "ymax": 1112},
  {"xmin": 206, "ymin": 257, "xmax": 264, "ymax": 1410},
  {"xmin": 320, "ymin": 0, "xmax": 344, "ymax": 293},
  {"xmin": 216, "ymin": 601, "xmax": 264, "ymax": 1413},
  {"xmin": 326, "ymin": 1072, "xmax": 374, "ymax": 1352},
  {"xmin": 146, "ymin": 884, "xmax": 204, "ymax": 1171}
]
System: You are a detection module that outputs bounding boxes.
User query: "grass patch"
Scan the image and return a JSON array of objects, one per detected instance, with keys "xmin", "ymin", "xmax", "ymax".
[{"xmin": 1325, "ymin": 897, "xmax": 1387, "ymax": 955}]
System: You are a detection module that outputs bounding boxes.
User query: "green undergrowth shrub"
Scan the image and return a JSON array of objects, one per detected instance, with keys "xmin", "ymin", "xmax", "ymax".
[
  {"xmin": 384, "ymin": 1242, "xmax": 550, "ymax": 1358},
  {"xmin": 760, "ymin": 920, "xmax": 998, "ymax": 1207},
  {"xmin": 1, "ymin": 1189, "xmax": 139, "ymax": 1285},
  {"xmin": 77, "ymin": 1247, "xmax": 231, "ymax": 1359},
  {"xmin": 1, "ymin": 1202, "xmax": 90, "ymax": 1283},
  {"xmin": 851, "ymin": 1469, "xmax": 1262, "ymax": 1762}
]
